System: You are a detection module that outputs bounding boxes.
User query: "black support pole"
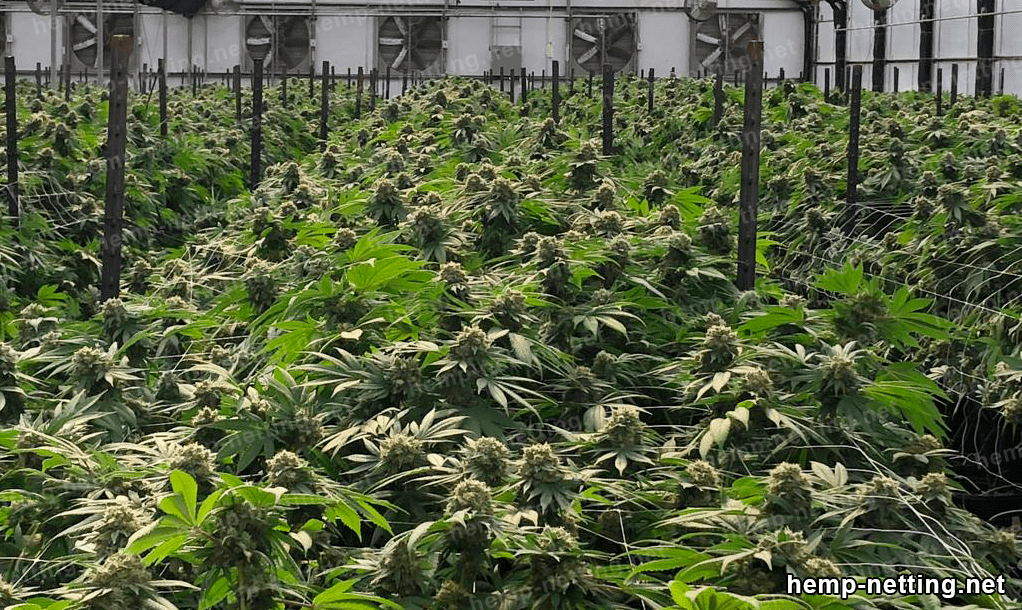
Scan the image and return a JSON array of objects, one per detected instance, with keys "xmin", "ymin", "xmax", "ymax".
[
  {"xmin": 919, "ymin": 0, "xmax": 935, "ymax": 91},
  {"xmin": 356, "ymin": 67, "xmax": 364, "ymax": 119},
  {"xmin": 234, "ymin": 65, "xmax": 241, "ymax": 123},
  {"xmin": 648, "ymin": 67, "xmax": 655, "ymax": 114},
  {"xmin": 101, "ymin": 36, "xmax": 131, "ymax": 301},
  {"xmin": 159, "ymin": 58, "xmax": 168, "ymax": 138},
  {"xmin": 936, "ymin": 67, "xmax": 943, "ymax": 115},
  {"xmin": 602, "ymin": 64, "xmax": 614, "ymax": 156},
  {"xmin": 951, "ymin": 63, "xmax": 958, "ymax": 108},
  {"xmin": 552, "ymin": 60, "xmax": 560, "ymax": 124},
  {"xmin": 250, "ymin": 60, "xmax": 264, "ymax": 189},
  {"xmin": 737, "ymin": 41, "xmax": 764, "ymax": 291},
  {"xmin": 824, "ymin": 68, "xmax": 831, "ymax": 102},
  {"xmin": 713, "ymin": 64, "xmax": 724, "ymax": 125},
  {"xmin": 5, "ymin": 57, "xmax": 19, "ymax": 227},
  {"xmin": 872, "ymin": 9, "xmax": 887, "ymax": 92},
  {"xmin": 834, "ymin": 2, "xmax": 848, "ymax": 91},
  {"xmin": 844, "ymin": 65, "xmax": 863, "ymax": 237},
  {"xmin": 977, "ymin": 0, "xmax": 995, "ymax": 97},
  {"xmin": 320, "ymin": 60, "xmax": 329, "ymax": 150}
]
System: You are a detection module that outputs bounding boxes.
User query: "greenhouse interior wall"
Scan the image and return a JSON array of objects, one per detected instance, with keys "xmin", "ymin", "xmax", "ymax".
[{"xmin": 815, "ymin": 0, "xmax": 1022, "ymax": 96}]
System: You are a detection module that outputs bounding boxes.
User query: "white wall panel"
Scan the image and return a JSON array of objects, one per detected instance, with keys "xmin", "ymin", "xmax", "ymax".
[
  {"xmin": 637, "ymin": 11, "xmax": 686, "ymax": 75},
  {"xmin": 10, "ymin": 13, "xmax": 63, "ymax": 69},
  {"xmin": 762, "ymin": 11, "xmax": 804, "ymax": 78},
  {"xmin": 316, "ymin": 14, "xmax": 371, "ymax": 71},
  {"xmin": 447, "ymin": 17, "xmax": 490, "ymax": 75}
]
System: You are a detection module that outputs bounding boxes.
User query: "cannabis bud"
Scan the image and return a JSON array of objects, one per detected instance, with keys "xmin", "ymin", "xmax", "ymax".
[
  {"xmin": 462, "ymin": 437, "xmax": 512, "ymax": 485},
  {"xmin": 600, "ymin": 405, "xmax": 646, "ymax": 447},
  {"xmin": 519, "ymin": 443, "xmax": 565, "ymax": 484},
  {"xmin": 446, "ymin": 478, "xmax": 493, "ymax": 515},
  {"xmin": 686, "ymin": 460, "xmax": 722, "ymax": 488},
  {"xmin": 168, "ymin": 442, "xmax": 217, "ymax": 481},
  {"xmin": 379, "ymin": 434, "xmax": 425, "ymax": 471},
  {"xmin": 266, "ymin": 450, "xmax": 313, "ymax": 490}
]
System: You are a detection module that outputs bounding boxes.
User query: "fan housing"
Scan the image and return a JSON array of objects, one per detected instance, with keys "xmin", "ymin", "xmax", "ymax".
[
  {"xmin": 377, "ymin": 15, "xmax": 445, "ymax": 74},
  {"xmin": 569, "ymin": 14, "xmax": 637, "ymax": 75}
]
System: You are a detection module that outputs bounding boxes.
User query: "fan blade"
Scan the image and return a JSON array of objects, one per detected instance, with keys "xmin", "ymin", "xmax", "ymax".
[
  {"xmin": 394, "ymin": 17, "xmax": 407, "ymax": 36},
  {"xmin": 718, "ymin": 14, "xmax": 726, "ymax": 32},
  {"xmin": 607, "ymin": 23, "xmax": 633, "ymax": 46},
  {"xmin": 73, "ymin": 37, "xmax": 97, "ymax": 52},
  {"xmin": 76, "ymin": 14, "xmax": 97, "ymax": 34},
  {"xmin": 730, "ymin": 21, "xmax": 752, "ymax": 43},
  {"xmin": 379, "ymin": 37, "xmax": 405, "ymax": 46},
  {"xmin": 606, "ymin": 46, "xmax": 632, "ymax": 61},
  {"xmin": 577, "ymin": 45, "xmax": 599, "ymax": 65},
  {"xmin": 392, "ymin": 46, "xmax": 408, "ymax": 70},
  {"xmin": 697, "ymin": 32, "xmax": 720, "ymax": 45},
  {"xmin": 573, "ymin": 29, "xmax": 597, "ymax": 44},
  {"xmin": 701, "ymin": 47, "xmax": 722, "ymax": 68},
  {"xmin": 247, "ymin": 36, "xmax": 272, "ymax": 46}
]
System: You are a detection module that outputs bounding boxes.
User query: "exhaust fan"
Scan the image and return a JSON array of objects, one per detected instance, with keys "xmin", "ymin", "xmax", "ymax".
[
  {"xmin": 377, "ymin": 16, "xmax": 445, "ymax": 73},
  {"xmin": 245, "ymin": 16, "xmax": 312, "ymax": 71},
  {"xmin": 570, "ymin": 14, "xmax": 637, "ymax": 74}
]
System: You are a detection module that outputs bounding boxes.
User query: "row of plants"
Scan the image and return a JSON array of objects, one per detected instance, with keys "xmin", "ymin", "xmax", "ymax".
[{"xmin": 0, "ymin": 71, "xmax": 1020, "ymax": 610}]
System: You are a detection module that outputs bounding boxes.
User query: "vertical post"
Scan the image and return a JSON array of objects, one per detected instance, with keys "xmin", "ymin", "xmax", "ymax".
[
  {"xmin": 977, "ymin": 0, "xmax": 995, "ymax": 97},
  {"xmin": 281, "ymin": 67, "xmax": 288, "ymax": 106},
  {"xmin": 141, "ymin": 62, "xmax": 147, "ymax": 92},
  {"xmin": 834, "ymin": 3, "xmax": 848, "ymax": 92},
  {"xmin": 872, "ymin": 9, "xmax": 887, "ymax": 92},
  {"xmin": 356, "ymin": 67, "xmax": 364, "ymax": 119},
  {"xmin": 950, "ymin": 63, "xmax": 958, "ymax": 108},
  {"xmin": 192, "ymin": 65, "xmax": 197, "ymax": 96},
  {"xmin": 101, "ymin": 36, "xmax": 131, "ymax": 301},
  {"xmin": 736, "ymin": 41, "xmax": 764, "ymax": 291},
  {"xmin": 370, "ymin": 68, "xmax": 377, "ymax": 111},
  {"xmin": 386, "ymin": 66, "xmax": 391, "ymax": 99},
  {"xmin": 500, "ymin": 66, "xmax": 505, "ymax": 93},
  {"xmin": 159, "ymin": 58, "xmax": 168, "ymax": 138},
  {"xmin": 588, "ymin": 70, "xmax": 593, "ymax": 97},
  {"xmin": 5, "ymin": 57, "xmax": 19, "ymax": 227},
  {"xmin": 824, "ymin": 68, "xmax": 831, "ymax": 102},
  {"xmin": 843, "ymin": 65, "xmax": 863, "ymax": 237},
  {"xmin": 521, "ymin": 68, "xmax": 527, "ymax": 104},
  {"xmin": 893, "ymin": 66, "xmax": 899, "ymax": 92},
  {"xmin": 510, "ymin": 68, "xmax": 516, "ymax": 102},
  {"xmin": 602, "ymin": 64, "xmax": 614, "ymax": 156},
  {"xmin": 234, "ymin": 65, "xmax": 242, "ymax": 123},
  {"xmin": 320, "ymin": 60, "xmax": 329, "ymax": 150},
  {"xmin": 845, "ymin": 66, "xmax": 852, "ymax": 105},
  {"xmin": 347, "ymin": 67, "xmax": 352, "ymax": 88},
  {"xmin": 713, "ymin": 65, "xmax": 725, "ymax": 126},
  {"xmin": 250, "ymin": 59, "xmax": 264, "ymax": 189},
  {"xmin": 919, "ymin": 0, "xmax": 935, "ymax": 91},
  {"xmin": 648, "ymin": 67, "xmax": 655, "ymax": 114},
  {"xmin": 936, "ymin": 68, "xmax": 943, "ymax": 115},
  {"xmin": 35, "ymin": 63, "xmax": 42, "ymax": 99},
  {"xmin": 49, "ymin": 0, "xmax": 58, "ymax": 90},
  {"xmin": 552, "ymin": 60, "xmax": 560, "ymax": 124},
  {"xmin": 1000, "ymin": 67, "xmax": 1005, "ymax": 95},
  {"xmin": 309, "ymin": 63, "xmax": 315, "ymax": 97},
  {"xmin": 779, "ymin": 67, "xmax": 785, "ymax": 82},
  {"xmin": 331, "ymin": 66, "xmax": 336, "ymax": 92},
  {"xmin": 64, "ymin": 63, "xmax": 71, "ymax": 101},
  {"xmin": 402, "ymin": 70, "xmax": 407, "ymax": 95}
]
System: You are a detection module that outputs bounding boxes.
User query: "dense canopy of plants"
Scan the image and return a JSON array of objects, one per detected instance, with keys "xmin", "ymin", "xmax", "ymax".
[{"xmin": 2, "ymin": 71, "xmax": 1022, "ymax": 610}]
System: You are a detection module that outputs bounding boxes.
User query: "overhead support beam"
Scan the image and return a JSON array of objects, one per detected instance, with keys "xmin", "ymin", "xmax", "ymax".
[
  {"xmin": 919, "ymin": 0, "xmax": 934, "ymax": 91},
  {"xmin": 977, "ymin": 0, "xmax": 996, "ymax": 97},
  {"xmin": 872, "ymin": 9, "xmax": 886, "ymax": 92}
]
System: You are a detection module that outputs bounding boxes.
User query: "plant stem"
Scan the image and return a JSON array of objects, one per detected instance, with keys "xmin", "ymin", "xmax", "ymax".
[{"xmin": 238, "ymin": 564, "xmax": 248, "ymax": 610}]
